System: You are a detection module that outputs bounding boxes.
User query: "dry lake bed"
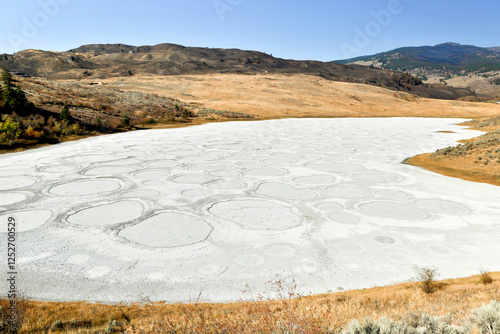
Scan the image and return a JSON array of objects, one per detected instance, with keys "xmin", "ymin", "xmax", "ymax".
[{"xmin": 1, "ymin": 118, "xmax": 499, "ymax": 303}]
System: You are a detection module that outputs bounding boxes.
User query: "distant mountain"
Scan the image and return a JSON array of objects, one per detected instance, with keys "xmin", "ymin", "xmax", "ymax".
[
  {"xmin": 0, "ymin": 43, "xmax": 474, "ymax": 100},
  {"xmin": 335, "ymin": 43, "xmax": 500, "ymax": 75},
  {"xmin": 487, "ymin": 47, "xmax": 500, "ymax": 53}
]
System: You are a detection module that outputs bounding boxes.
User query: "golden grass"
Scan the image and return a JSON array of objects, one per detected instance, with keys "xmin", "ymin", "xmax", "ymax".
[
  {"xmin": 407, "ymin": 153, "xmax": 500, "ymax": 187},
  {"xmin": 1, "ymin": 273, "xmax": 499, "ymax": 333},
  {"xmin": 406, "ymin": 116, "xmax": 500, "ymax": 187},
  {"xmin": 87, "ymin": 73, "xmax": 500, "ymax": 119}
]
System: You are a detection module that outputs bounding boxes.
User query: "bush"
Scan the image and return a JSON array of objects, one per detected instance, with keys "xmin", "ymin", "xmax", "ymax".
[
  {"xmin": 121, "ymin": 114, "xmax": 130, "ymax": 127},
  {"xmin": 342, "ymin": 314, "xmax": 468, "ymax": 334},
  {"xmin": 0, "ymin": 115, "xmax": 20, "ymax": 135},
  {"xmin": 479, "ymin": 268, "xmax": 493, "ymax": 285},
  {"xmin": 469, "ymin": 301, "xmax": 500, "ymax": 334},
  {"xmin": 60, "ymin": 105, "xmax": 70, "ymax": 121},
  {"xmin": 340, "ymin": 301, "xmax": 500, "ymax": 334},
  {"xmin": 413, "ymin": 265, "xmax": 439, "ymax": 294},
  {"xmin": 50, "ymin": 320, "xmax": 64, "ymax": 331}
]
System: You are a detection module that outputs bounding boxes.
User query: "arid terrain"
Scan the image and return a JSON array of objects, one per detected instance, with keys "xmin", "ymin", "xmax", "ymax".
[
  {"xmin": 407, "ymin": 116, "xmax": 500, "ymax": 186},
  {"xmin": 1, "ymin": 44, "xmax": 500, "ymax": 333},
  {"xmin": 425, "ymin": 71, "xmax": 500, "ymax": 97},
  {"xmin": 91, "ymin": 73, "xmax": 500, "ymax": 119},
  {"xmin": 1, "ymin": 43, "xmax": 474, "ymax": 100},
  {"xmin": 2, "ymin": 272, "xmax": 499, "ymax": 333}
]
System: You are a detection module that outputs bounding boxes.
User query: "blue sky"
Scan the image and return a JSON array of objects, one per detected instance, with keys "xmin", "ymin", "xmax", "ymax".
[{"xmin": 2, "ymin": 0, "xmax": 499, "ymax": 61}]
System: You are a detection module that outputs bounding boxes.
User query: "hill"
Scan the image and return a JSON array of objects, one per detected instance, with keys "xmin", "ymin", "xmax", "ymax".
[
  {"xmin": 335, "ymin": 43, "xmax": 500, "ymax": 96},
  {"xmin": 0, "ymin": 43, "xmax": 475, "ymax": 100},
  {"xmin": 95, "ymin": 73, "xmax": 499, "ymax": 119}
]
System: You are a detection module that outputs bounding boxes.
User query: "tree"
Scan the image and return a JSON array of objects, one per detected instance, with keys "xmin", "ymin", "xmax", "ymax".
[
  {"xmin": 121, "ymin": 114, "xmax": 130, "ymax": 127},
  {"xmin": 1, "ymin": 66, "xmax": 27, "ymax": 113},
  {"xmin": 1, "ymin": 66, "xmax": 12, "ymax": 86},
  {"xmin": 60, "ymin": 105, "xmax": 71, "ymax": 121},
  {"xmin": 1, "ymin": 66, "xmax": 14, "ymax": 105}
]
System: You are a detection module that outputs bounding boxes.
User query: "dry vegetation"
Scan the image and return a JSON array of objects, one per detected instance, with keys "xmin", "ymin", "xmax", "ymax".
[
  {"xmin": 0, "ymin": 75, "xmax": 256, "ymax": 153},
  {"xmin": 19, "ymin": 77, "xmax": 254, "ymax": 128},
  {"xmin": 426, "ymin": 71, "xmax": 500, "ymax": 97},
  {"xmin": 3, "ymin": 72, "xmax": 499, "ymax": 154},
  {"xmin": 2, "ymin": 73, "xmax": 500, "ymax": 332},
  {"xmin": 407, "ymin": 115, "xmax": 500, "ymax": 186},
  {"xmin": 0, "ymin": 273, "xmax": 498, "ymax": 333},
  {"xmin": 95, "ymin": 73, "xmax": 500, "ymax": 119}
]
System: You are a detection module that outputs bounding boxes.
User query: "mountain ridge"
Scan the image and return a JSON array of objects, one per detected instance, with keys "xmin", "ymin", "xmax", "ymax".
[
  {"xmin": 335, "ymin": 42, "xmax": 500, "ymax": 75},
  {"xmin": 0, "ymin": 42, "xmax": 474, "ymax": 100}
]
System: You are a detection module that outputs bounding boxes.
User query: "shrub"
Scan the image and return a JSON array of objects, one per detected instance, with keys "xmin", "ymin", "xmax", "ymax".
[
  {"xmin": 121, "ymin": 114, "xmax": 130, "ymax": 127},
  {"xmin": 50, "ymin": 320, "xmax": 64, "ymax": 331},
  {"xmin": 0, "ymin": 115, "xmax": 20, "ymax": 135},
  {"xmin": 60, "ymin": 105, "xmax": 70, "ymax": 121},
  {"xmin": 479, "ymin": 268, "xmax": 493, "ymax": 285},
  {"xmin": 341, "ymin": 314, "xmax": 468, "ymax": 334},
  {"xmin": 413, "ymin": 265, "xmax": 439, "ymax": 294},
  {"xmin": 468, "ymin": 301, "xmax": 500, "ymax": 334}
]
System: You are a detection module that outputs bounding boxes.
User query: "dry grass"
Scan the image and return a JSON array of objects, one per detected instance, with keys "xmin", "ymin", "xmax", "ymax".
[
  {"xmin": 1, "ymin": 273, "xmax": 498, "ymax": 333},
  {"xmin": 91, "ymin": 73, "xmax": 500, "ymax": 119},
  {"xmin": 406, "ymin": 116, "xmax": 500, "ymax": 186}
]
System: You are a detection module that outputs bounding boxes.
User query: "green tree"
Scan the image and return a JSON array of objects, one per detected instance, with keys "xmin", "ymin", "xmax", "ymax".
[
  {"xmin": 1, "ymin": 66, "xmax": 14, "ymax": 105},
  {"xmin": 121, "ymin": 114, "xmax": 130, "ymax": 127},
  {"xmin": 60, "ymin": 105, "xmax": 71, "ymax": 121},
  {"xmin": 1, "ymin": 66, "xmax": 27, "ymax": 113}
]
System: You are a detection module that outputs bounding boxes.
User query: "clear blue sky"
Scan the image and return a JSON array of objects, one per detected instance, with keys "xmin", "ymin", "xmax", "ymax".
[{"xmin": 2, "ymin": 0, "xmax": 499, "ymax": 61}]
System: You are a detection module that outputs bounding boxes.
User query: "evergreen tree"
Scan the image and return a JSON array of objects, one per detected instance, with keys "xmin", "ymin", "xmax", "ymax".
[
  {"xmin": 60, "ymin": 105, "xmax": 71, "ymax": 121},
  {"xmin": 1, "ymin": 66, "xmax": 14, "ymax": 103},
  {"xmin": 121, "ymin": 114, "xmax": 130, "ymax": 127},
  {"xmin": 1, "ymin": 66, "xmax": 27, "ymax": 112}
]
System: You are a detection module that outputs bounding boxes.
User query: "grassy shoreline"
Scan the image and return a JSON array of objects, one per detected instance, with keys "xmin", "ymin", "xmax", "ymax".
[
  {"xmin": 1, "ymin": 272, "xmax": 498, "ymax": 333},
  {"xmin": 406, "ymin": 116, "xmax": 500, "ymax": 187}
]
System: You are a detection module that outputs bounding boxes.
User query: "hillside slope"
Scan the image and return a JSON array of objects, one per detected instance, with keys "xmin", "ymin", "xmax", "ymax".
[
  {"xmin": 0, "ymin": 43, "xmax": 473, "ymax": 100},
  {"xmin": 95, "ymin": 73, "xmax": 500, "ymax": 119},
  {"xmin": 335, "ymin": 42, "xmax": 500, "ymax": 96},
  {"xmin": 335, "ymin": 42, "xmax": 500, "ymax": 74}
]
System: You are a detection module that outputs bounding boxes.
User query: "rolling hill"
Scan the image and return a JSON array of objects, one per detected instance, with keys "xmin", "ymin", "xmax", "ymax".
[
  {"xmin": 0, "ymin": 43, "xmax": 474, "ymax": 100},
  {"xmin": 335, "ymin": 43, "xmax": 500, "ymax": 96},
  {"xmin": 335, "ymin": 42, "xmax": 500, "ymax": 74}
]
